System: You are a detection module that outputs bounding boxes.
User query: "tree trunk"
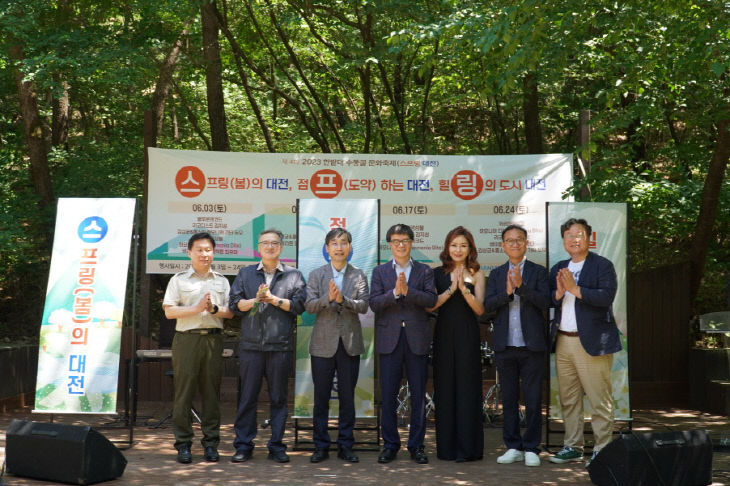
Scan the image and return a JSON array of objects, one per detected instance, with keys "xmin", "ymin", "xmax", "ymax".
[
  {"xmin": 419, "ymin": 41, "xmax": 439, "ymax": 153},
  {"xmin": 173, "ymin": 80, "xmax": 212, "ymax": 150},
  {"xmin": 262, "ymin": 0, "xmax": 345, "ymax": 152},
  {"xmin": 358, "ymin": 66, "xmax": 372, "ymax": 153},
  {"xmin": 151, "ymin": 26, "xmax": 189, "ymax": 139},
  {"xmin": 523, "ymin": 72, "xmax": 544, "ymax": 153},
  {"xmin": 201, "ymin": 0, "xmax": 230, "ymax": 151},
  {"xmin": 620, "ymin": 92, "xmax": 649, "ymax": 174},
  {"xmin": 357, "ymin": 10, "xmax": 410, "ymax": 153},
  {"xmin": 689, "ymin": 116, "xmax": 730, "ymax": 305},
  {"xmin": 211, "ymin": 3, "xmax": 276, "ymax": 152},
  {"xmin": 51, "ymin": 76, "xmax": 70, "ymax": 149},
  {"xmin": 10, "ymin": 44, "xmax": 54, "ymax": 208}
]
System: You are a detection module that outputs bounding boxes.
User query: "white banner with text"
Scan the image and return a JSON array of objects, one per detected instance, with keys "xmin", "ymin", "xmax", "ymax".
[{"xmin": 146, "ymin": 149, "xmax": 572, "ymax": 274}]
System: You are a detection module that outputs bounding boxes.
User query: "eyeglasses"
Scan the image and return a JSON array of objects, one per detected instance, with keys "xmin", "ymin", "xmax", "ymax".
[
  {"xmin": 258, "ymin": 240, "xmax": 281, "ymax": 247},
  {"xmin": 503, "ymin": 238, "xmax": 526, "ymax": 246},
  {"xmin": 389, "ymin": 238, "xmax": 412, "ymax": 247},
  {"xmin": 564, "ymin": 232, "xmax": 587, "ymax": 241}
]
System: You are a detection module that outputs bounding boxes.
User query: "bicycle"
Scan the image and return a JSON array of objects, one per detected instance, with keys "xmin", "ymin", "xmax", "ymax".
[
  {"xmin": 396, "ymin": 381, "xmax": 435, "ymax": 426},
  {"xmin": 481, "ymin": 340, "xmax": 525, "ymax": 425}
]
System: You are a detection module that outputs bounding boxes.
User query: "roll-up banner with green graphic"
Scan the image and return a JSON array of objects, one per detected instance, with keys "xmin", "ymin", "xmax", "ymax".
[{"xmin": 34, "ymin": 198, "xmax": 136, "ymax": 414}]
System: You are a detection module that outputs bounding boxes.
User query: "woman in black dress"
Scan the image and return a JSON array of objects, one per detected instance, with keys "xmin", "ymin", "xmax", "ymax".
[{"xmin": 429, "ymin": 226, "xmax": 485, "ymax": 462}]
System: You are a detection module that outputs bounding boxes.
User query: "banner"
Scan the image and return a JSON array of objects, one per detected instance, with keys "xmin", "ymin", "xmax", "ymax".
[
  {"xmin": 34, "ymin": 198, "xmax": 136, "ymax": 414},
  {"xmin": 546, "ymin": 202, "xmax": 630, "ymax": 420},
  {"xmin": 146, "ymin": 149, "xmax": 572, "ymax": 274},
  {"xmin": 294, "ymin": 199, "xmax": 378, "ymax": 418}
]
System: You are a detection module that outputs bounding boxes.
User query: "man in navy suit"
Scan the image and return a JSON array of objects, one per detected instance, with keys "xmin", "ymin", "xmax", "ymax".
[
  {"xmin": 548, "ymin": 218, "xmax": 621, "ymax": 466},
  {"xmin": 484, "ymin": 224, "xmax": 550, "ymax": 467},
  {"xmin": 370, "ymin": 223, "xmax": 437, "ymax": 464}
]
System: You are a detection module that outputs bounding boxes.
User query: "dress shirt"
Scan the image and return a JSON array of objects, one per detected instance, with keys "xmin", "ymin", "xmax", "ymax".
[
  {"xmin": 331, "ymin": 263, "xmax": 345, "ymax": 290},
  {"xmin": 392, "ymin": 258, "xmax": 413, "ymax": 298},
  {"xmin": 507, "ymin": 259, "xmax": 526, "ymax": 347},
  {"xmin": 162, "ymin": 267, "xmax": 229, "ymax": 332}
]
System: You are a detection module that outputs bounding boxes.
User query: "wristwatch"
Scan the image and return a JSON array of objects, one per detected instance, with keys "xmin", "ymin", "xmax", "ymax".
[
  {"xmin": 277, "ymin": 299, "xmax": 284, "ymax": 307},
  {"xmin": 211, "ymin": 304, "xmax": 219, "ymax": 315}
]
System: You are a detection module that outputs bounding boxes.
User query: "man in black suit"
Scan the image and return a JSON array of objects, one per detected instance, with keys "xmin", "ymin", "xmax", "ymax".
[{"xmin": 484, "ymin": 224, "xmax": 550, "ymax": 467}]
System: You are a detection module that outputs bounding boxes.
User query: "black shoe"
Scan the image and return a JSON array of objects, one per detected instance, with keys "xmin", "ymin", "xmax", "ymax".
[
  {"xmin": 337, "ymin": 446, "xmax": 359, "ymax": 463},
  {"xmin": 409, "ymin": 446, "xmax": 429, "ymax": 464},
  {"xmin": 177, "ymin": 444, "xmax": 192, "ymax": 464},
  {"xmin": 378, "ymin": 448, "xmax": 398, "ymax": 464},
  {"xmin": 268, "ymin": 450, "xmax": 290, "ymax": 463},
  {"xmin": 204, "ymin": 446, "xmax": 219, "ymax": 462},
  {"xmin": 231, "ymin": 450, "xmax": 252, "ymax": 463},
  {"xmin": 310, "ymin": 448, "xmax": 329, "ymax": 463}
]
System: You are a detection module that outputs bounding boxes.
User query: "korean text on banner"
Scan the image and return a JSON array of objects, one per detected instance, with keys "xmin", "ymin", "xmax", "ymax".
[
  {"xmin": 294, "ymin": 199, "xmax": 379, "ymax": 418},
  {"xmin": 34, "ymin": 198, "xmax": 136, "ymax": 414},
  {"xmin": 546, "ymin": 202, "xmax": 630, "ymax": 421},
  {"xmin": 146, "ymin": 149, "xmax": 572, "ymax": 275}
]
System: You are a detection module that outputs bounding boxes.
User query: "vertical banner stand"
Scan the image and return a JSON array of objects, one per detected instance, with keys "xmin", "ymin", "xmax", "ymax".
[
  {"xmin": 100, "ymin": 212, "xmax": 140, "ymax": 450},
  {"xmin": 292, "ymin": 199, "xmax": 381, "ymax": 451},
  {"xmin": 543, "ymin": 201, "xmax": 633, "ymax": 451},
  {"xmin": 35, "ymin": 199, "xmax": 138, "ymax": 450}
]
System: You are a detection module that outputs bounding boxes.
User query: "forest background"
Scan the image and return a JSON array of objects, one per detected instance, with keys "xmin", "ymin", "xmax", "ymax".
[{"xmin": 0, "ymin": 0, "xmax": 728, "ymax": 343}]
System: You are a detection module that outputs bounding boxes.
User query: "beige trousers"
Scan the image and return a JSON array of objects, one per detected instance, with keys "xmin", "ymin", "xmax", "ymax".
[{"xmin": 555, "ymin": 334, "xmax": 614, "ymax": 451}]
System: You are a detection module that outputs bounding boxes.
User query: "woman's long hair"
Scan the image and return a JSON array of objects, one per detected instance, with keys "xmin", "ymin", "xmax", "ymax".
[{"xmin": 439, "ymin": 226, "xmax": 480, "ymax": 274}]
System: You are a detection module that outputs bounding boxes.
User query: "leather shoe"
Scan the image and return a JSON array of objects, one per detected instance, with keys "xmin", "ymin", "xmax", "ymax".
[
  {"xmin": 378, "ymin": 448, "xmax": 397, "ymax": 464},
  {"xmin": 177, "ymin": 444, "xmax": 192, "ymax": 464},
  {"xmin": 268, "ymin": 450, "xmax": 290, "ymax": 463},
  {"xmin": 337, "ymin": 447, "xmax": 359, "ymax": 463},
  {"xmin": 204, "ymin": 446, "xmax": 219, "ymax": 462},
  {"xmin": 310, "ymin": 448, "xmax": 329, "ymax": 463},
  {"xmin": 231, "ymin": 450, "xmax": 252, "ymax": 463},
  {"xmin": 409, "ymin": 446, "xmax": 429, "ymax": 464}
]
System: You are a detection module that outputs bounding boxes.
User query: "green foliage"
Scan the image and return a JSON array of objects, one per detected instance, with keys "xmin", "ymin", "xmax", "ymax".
[{"xmin": 0, "ymin": 0, "xmax": 728, "ymax": 339}]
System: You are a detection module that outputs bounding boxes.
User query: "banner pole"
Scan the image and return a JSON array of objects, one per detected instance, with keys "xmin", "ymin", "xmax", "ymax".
[{"xmin": 124, "ymin": 207, "xmax": 140, "ymax": 448}]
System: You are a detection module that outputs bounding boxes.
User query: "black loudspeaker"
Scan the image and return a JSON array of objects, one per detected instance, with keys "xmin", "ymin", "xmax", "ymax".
[
  {"xmin": 6, "ymin": 419, "xmax": 127, "ymax": 485},
  {"xmin": 588, "ymin": 429, "xmax": 713, "ymax": 486}
]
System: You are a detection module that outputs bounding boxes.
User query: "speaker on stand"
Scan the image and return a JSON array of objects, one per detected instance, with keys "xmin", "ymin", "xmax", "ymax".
[
  {"xmin": 5, "ymin": 419, "xmax": 127, "ymax": 485},
  {"xmin": 588, "ymin": 429, "xmax": 712, "ymax": 486}
]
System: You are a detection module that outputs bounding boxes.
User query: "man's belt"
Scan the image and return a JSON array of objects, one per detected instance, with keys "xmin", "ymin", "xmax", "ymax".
[
  {"xmin": 178, "ymin": 328, "xmax": 222, "ymax": 335},
  {"xmin": 558, "ymin": 330, "xmax": 579, "ymax": 337}
]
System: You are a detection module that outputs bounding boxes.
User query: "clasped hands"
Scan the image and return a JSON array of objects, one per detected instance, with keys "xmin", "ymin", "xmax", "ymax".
[
  {"xmin": 395, "ymin": 272, "xmax": 409, "ymax": 297},
  {"xmin": 236, "ymin": 284, "xmax": 277, "ymax": 312},
  {"xmin": 196, "ymin": 292, "xmax": 218, "ymax": 314},
  {"xmin": 506, "ymin": 267, "xmax": 522, "ymax": 295},
  {"xmin": 448, "ymin": 266, "xmax": 472, "ymax": 295},
  {"xmin": 328, "ymin": 279, "xmax": 343, "ymax": 303},
  {"xmin": 555, "ymin": 268, "xmax": 579, "ymax": 299}
]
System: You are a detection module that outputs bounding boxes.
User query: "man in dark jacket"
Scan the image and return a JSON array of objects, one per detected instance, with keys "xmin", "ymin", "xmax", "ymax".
[
  {"xmin": 484, "ymin": 224, "xmax": 549, "ymax": 467},
  {"xmin": 370, "ymin": 223, "xmax": 437, "ymax": 465},
  {"xmin": 548, "ymin": 218, "xmax": 621, "ymax": 467},
  {"xmin": 228, "ymin": 228, "xmax": 306, "ymax": 464}
]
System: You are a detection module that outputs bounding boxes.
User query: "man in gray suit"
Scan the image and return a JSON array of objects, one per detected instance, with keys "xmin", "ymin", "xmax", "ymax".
[{"xmin": 305, "ymin": 228, "xmax": 370, "ymax": 463}]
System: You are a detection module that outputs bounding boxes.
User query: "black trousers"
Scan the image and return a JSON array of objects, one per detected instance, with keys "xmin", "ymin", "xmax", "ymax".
[
  {"xmin": 495, "ymin": 346, "xmax": 544, "ymax": 454},
  {"xmin": 311, "ymin": 339, "xmax": 360, "ymax": 449}
]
